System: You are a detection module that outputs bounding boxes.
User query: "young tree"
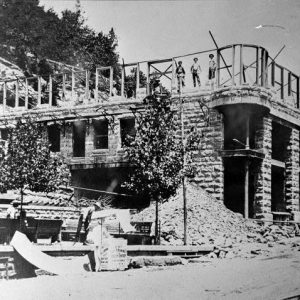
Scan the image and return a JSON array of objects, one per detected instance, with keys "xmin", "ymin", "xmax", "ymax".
[
  {"xmin": 0, "ymin": 117, "xmax": 69, "ymax": 215},
  {"xmin": 123, "ymin": 94, "xmax": 183, "ymax": 243}
]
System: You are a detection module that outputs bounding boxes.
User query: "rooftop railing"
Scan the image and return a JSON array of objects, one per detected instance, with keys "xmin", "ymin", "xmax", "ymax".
[{"xmin": 0, "ymin": 44, "xmax": 299, "ymax": 114}]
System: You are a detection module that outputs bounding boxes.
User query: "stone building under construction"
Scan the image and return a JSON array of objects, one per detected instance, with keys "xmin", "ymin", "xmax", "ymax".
[{"xmin": 0, "ymin": 43, "xmax": 300, "ymax": 222}]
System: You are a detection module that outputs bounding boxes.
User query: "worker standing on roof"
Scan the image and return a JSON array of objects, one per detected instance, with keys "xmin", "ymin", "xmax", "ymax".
[
  {"xmin": 176, "ymin": 61, "xmax": 185, "ymax": 93},
  {"xmin": 208, "ymin": 54, "xmax": 217, "ymax": 89},
  {"xmin": 191, "ymin": 57, "xmax": 202, "ymax": 88},
  {"xmin": 75, "ymin": 201, "xmax": 102, "ymax": 244}
]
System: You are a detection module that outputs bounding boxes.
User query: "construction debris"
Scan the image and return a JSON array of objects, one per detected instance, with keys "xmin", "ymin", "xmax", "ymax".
[{"xmin": 132, "ymin": 182, "xmax": 299, "ymax": 258}]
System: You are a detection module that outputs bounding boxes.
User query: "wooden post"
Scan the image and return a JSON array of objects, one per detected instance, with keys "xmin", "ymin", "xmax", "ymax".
[
  {"xmin": 15, "ymin": 80, "xmax": 19, "ymax": 108},
  {"xmin": 244, "ymin": 114, "xmax": 250, "ymax": 219},
  {"xmin": 271, "ymin": 61, "xmax": 275, "ymax": 87},
  {"xmin": 261, "ymin": 49, "xmax": 265, "ymax": 86},
  {"xmin": 146, "ymin": 62, "xmax": 150, "ymax": 95},
  {"xmin": 85, "ymin": 70, "xmax": 89, "ymax": 100},
  {"xmin": 288, "ymin": 72, "xmax": 291, "ymax": 96},
  {"xmin": 109, "ymin": 66, "xmax": 113, "ymax": 97},
  {"xmin": 121, "ymin": 66, "xmax": 125, "ymax": 97},
  {"xmin": 180, "ymin": 84, "xmax": 187, "ymax": 245},
  {"xmin": 71, "ymin": 69, "xmax": 75, "ymax": 101},
  {"xmin": 244, "ymin": 160, "xmax": 249, "ymax": 219},
  {"xmin": 280, "ymin": 67, "xmax": 284, "ymax": 99},
  {"xmin": 37, "ymin": 76, "xmax": 42, "ymax": 106},
  {"xmin": 171, "ymin": 58, "xmax": 176, "ymax": 94},
  {"xmin": 49, "ymin": 75, "xmax": 53, "ymax": 107},
  {"xmin": 3, "ymin": 82, "xmax": 6, "ymax": 114},
  {"xmin": 239, "ymin": 45, "xmax": 243, "ymax": 85},
  {"xmin": 25, "ymin": 78, "xmax": 29, "ymax": 109},
  {"xmin": 136, "ymin": 63, "xmax": 140, "ymax": 96},
  {"xmin": 95, "ymin": 68, "xmax": 99, "ymax": 102},
  {"xmin": 264, "ymin": 50, "xmax": 268, "ymax": 87},
  {"xmin": 216, "ymin": 50, "xmax": 220, "ymax": 88},
  {"xmin": 232, "ymin": 45, "xmax": 235, "ymax": 86},
  {"xmin": 62, "ymin": 73, "xmax": 66, "ymax": 101},
  {"xmin": 256, "ymin": 47, "xmax": 260, "ymax": 85}
]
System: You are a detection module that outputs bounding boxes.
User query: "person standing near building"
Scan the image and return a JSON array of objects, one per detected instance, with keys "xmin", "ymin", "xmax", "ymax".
[
  {"xmin": 75, "ymin": 201, "xmax": 102, "ymax": 244},
  {"xmin": 191, "ymin": 57, "xmax": 202, "ymax": 87},
  {"xmin": 208, "ymin": 54, "xmax": 217, "ymax": 88},
  {"xmin": 6, "ymin": 202, "xmax": 18, "ymax": 219},
  {"xmin": 176, "ymin": 61, "xmax": 185, "ymax": 93}
]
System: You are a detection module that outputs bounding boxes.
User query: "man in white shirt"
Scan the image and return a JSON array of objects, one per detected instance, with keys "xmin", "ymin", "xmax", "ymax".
[
  {"xmin": 6, "ymin": 202, "xmax": 18, "ymax": 219},
  {"xmin": 191, "ymin": 57, "xmax": 202, "ymax": 87}
]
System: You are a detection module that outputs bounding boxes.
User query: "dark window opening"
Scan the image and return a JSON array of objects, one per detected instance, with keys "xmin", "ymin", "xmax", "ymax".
[
  {"xmin": 120, "ymin": 118, "xmax": 136, "ymax": 147},
  {"xmin": 223, "ymin": 109, "xmax": 257, "ymax": 150},
  {"xmin": 93, "ymin": 119, "xmax": 108, "ymax": 149},
  {"xmin": 47, "ymin": 124, "xmax": 60, "ymax": 152},
  {"xmin": 272, "ymin": 122, "xmax": 290, "ymax": 161},
  {"xmin": 224, "ymin": 158, "xmax": 255, "ymax": 218},
  {"xmin": 73, "ymin": 121, "xmax": 86, "ymax": 157},
  {"xmin": 271, "ymin": 166, "xmax": 286, "ymax": 212},
  {"xmin": 0, "ymin": 129, "xmax": 8, "ymax": 141}
]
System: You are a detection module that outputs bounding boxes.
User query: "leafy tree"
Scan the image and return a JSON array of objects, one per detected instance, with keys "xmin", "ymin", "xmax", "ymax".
[
  {"xmin": 0, "ymin": 1, "xmax": 120, "ymax": 78},
  {"xmin": 0, "ymin": 117, "xmax": 70, "ymax": 213},
  {"xmin": 123, "ymin": 94, "xmax": 184, "ymax": 242}
]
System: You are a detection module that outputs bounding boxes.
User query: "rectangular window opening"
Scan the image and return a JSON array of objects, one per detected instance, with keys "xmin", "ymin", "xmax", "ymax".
[
  {"xmin": 120, "ymin": 118, "xmax": 136, "ymax": 148},
  {"xmin": 93, "ymin": 119, "xmax": 108, "ymax": 149},
  {"xmin": 73, "ymin": 120, "xmax": 86, "ymax": 157},
  {"xmin": 48, "ymin": 124, "xmax": 60, "ymax": 152}
]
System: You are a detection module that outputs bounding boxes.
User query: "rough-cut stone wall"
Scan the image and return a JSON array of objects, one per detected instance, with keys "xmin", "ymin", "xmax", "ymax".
[
  {"xmin": 254, "ymin": 116, "xmax": 272, "ymax": 220},
  {"xmin": 60, "ymin": 123, "xmax": 73, "ymax": 158},
  {"xmin": 285, "ymin": 128, "xmax": 300, "ymax": 213},
  {"xmin": 182, "ymin": 97, "xmax": 224, "ymax": 201}
]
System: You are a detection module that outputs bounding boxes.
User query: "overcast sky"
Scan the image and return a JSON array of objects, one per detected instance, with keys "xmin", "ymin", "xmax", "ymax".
[{"xmin": 40, "ymin": 0, "xmax": 300, "ymax": 73}]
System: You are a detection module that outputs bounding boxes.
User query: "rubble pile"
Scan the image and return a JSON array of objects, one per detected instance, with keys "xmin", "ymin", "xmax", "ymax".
[{"xmin": 132, "ymin": 182, "xmax": 299, "ymax": 258}]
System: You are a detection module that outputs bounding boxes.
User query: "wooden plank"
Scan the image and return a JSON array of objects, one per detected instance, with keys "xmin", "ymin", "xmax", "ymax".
[
  {"xmin": 48, "ymin": 75, "xmax": 53, "ymax": 107},
  {"xmin": 15, "ymin": 80, "xmax": 19, "ymax": 108},
  {"xmin": 271, "ymin": 158, "xmax": 285, "ymax": 168}
]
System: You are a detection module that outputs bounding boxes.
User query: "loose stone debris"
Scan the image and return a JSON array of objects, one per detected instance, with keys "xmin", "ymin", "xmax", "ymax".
[{"xmin": 132, "ymin": 182, "xmax": 300, "ymax": 258}]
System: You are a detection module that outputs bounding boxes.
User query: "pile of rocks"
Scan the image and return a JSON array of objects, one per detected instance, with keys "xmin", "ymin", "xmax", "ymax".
[{"xmin": 132, "ymin": 182, "xmax": 299, "ymax": 258}]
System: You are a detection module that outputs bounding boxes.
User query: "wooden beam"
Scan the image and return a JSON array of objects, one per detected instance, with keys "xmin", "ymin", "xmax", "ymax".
[
  {"xmin": 25, "ymin": 78, "xmax": 29, "ymax": 109},
  {"xmin": 62, "ymin": 73, "xmax": 66, "ymax": 101},
  {"xmin": 209, "ymin": 30, "xmax": 232, "ymax": 78},
  {"xmin": 3, "ymin": 83, "xmax": 6, "ymax": 114},
  {"xmin": 49, "ymin": 75, "xmax": 53, "ymax": 107},
  {"xmin": 109, "ymin": 66, "xmax": 113, "ymax": 97},
  {"xmin": 216, "ymin": 50, "xmax": 220, "ymax": 87},
  {"xmin": 280, "ymin": 67, "xmax": 284, "ymax": 99},
  {"xmin": 239, "ymin": 45, "xmax": 243, "ymax": 85},
  {"xmin": 271, "ymin": 61, "xmax": 275, "ymax": 87},
  {"xmin": 95, "ymin": 68, "xmax": 99, "ymax": 102},
  {"xmin": 232, "ymin": 45, "xmax": 235, "ymax": 86},
  {"xmin": 85, "ymin": 70, "xmax": 89, "ymax": 100},
  {"xmin": 271, "ymin": 159, "xmax": 285, "ymax": 168},
  {"xmin": 15, "ymin": 80, "xmax": 19, "ymax": 108},
  {"xmin": 146, "ymin": 62, "xmax": 150, "ymax": 95},
  {"xmin": 136, "ymin": 63, "xmax": 140, "ymax": 94},
  {"xmin": 121, "ymin": 66, "xmax": 125, "ymax": 97},
  {"xmin": 71, "ymin": 69, "xmax": 75, "ymax": 101},
  {"xmin": 261, "ymin": 49, "xmax": 265, "ymax": 86},
  {"xmin": 256, "ymin": 47, "xmax": 260, "ymax": 85},
  {"xmin": 288, "ymin": 72, "xmax": 291, "ymax": 96}
]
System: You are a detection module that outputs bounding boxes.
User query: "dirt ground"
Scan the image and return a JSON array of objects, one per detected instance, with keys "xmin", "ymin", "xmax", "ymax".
[{"xmin": 1, "ymin": 245, "xmax": 300, "ymax": 300}]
